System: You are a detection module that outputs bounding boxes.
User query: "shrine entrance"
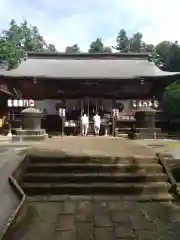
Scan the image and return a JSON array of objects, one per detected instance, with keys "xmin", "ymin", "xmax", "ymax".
[{"xmin": 82, "ymin": 98, "xmax": 100, "ymax": 120}]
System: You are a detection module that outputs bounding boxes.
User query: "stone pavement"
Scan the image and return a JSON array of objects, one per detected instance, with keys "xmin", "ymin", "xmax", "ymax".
[
  {"xmin": 0, "ymin": 148, "xmax": 26, "ymax": 236},
  {"xmin": 28, "ymin": 137, "xmax": 155, "ymax": 157},
  {"xmin": 13, "ymin": 195, "xmax": 180, "ymax": 240},
  {"xmin": 7, "ymin": 137, "xmax": 180, "ymax": 240},
  {"xmin": 135, "ymin": 139, "xmax": 180, "ymax": 159}
]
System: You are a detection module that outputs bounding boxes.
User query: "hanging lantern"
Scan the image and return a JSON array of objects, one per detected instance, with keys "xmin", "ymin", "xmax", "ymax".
[
  {"xmin": 143, "ymin": 101, "xmax": 148, "ymax": 107},
  {"xmin": 112, "ymin": 108, "xmax": 119, "ymax": 118},
  {"xmin": 132, "ymin": 100, "xmax": 137, "ymax": 108},
  {"xmin": 138, "ymin": 101, "xmax": 142, "ymax": 108},
  {"xmin": 59, "ymin": 108, "xmax": 66, "ymax": 117},
  {"xmin": 147, "ymin": 101, "xmax": 153, "ymax": 107},
  {"xmin": 154, "ymin": 100, "xmax": 159, "ymax": 108}
]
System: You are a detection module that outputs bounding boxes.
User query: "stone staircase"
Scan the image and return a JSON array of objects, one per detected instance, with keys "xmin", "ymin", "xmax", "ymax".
[{"xmin": 20, "ymin": 155, "xmax": 173, "ymax": 200}]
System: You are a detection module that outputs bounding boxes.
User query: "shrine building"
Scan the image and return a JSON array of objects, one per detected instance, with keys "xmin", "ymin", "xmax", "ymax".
[{"xmin": 0, "ymin": 52, "xmax": 179, "ymax": 134}]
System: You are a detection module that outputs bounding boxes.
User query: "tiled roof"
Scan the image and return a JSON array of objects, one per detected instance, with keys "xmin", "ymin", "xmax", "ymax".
[{"xmin": 1, "ymin": 52, "xmax": 180, "ymax": 79}]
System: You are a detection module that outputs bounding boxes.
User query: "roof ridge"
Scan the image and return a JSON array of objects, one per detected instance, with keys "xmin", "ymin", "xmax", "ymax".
[{"xmin": 26, "ymin": 52, "xmax": 149, "ymax": 60}]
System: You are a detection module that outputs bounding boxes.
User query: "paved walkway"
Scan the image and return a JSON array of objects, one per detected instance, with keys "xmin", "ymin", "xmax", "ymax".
[
  {"xmin": 12, "ymin": 195, "xmax": 180, "ymax": 240},
  {"xmin": 28, "ymin": 137, "xmax": 155, "ymax": 157},
  {"xmin": 9, "ymin": 137, "xmax": 180, "ymax": 240}
]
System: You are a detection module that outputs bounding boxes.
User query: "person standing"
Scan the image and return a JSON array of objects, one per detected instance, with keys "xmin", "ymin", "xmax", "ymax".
[
  {"xmin": 81, "ymin": 113, "xmax": 89, "ymax": 136},
  {"xmin": 93, "ymin": 113, "xmax": 101, "ymax": 136}
]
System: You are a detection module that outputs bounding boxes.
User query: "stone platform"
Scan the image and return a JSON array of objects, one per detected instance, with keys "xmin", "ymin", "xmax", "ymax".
[
  {"xmin": 12, "ymin": 129, "xmax": 48, "ymax": 142},
  {"xmin": 28, "ymin": 136, "xmax": 155, "ymax": 157}
]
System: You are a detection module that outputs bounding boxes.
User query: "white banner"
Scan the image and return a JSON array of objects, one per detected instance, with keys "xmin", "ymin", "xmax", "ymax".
[{"xmin": 7, "ymin": 99, "xmax": 35, "ymax": 107}]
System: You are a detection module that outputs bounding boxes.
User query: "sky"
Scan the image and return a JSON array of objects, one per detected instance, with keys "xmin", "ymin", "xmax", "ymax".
[{"xmin": 0, "ymin": 0, "xmax": 180, "ymax": 51}]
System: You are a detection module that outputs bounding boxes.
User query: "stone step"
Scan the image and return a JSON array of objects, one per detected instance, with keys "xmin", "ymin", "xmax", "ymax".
[
  {"xmin": 22, "ymin": 182, "xmax": 171, "ymax": 195},
  {"xmin": 121, "ymin": 193, "xmax": 173, "ymax": 201},
  {"xmin": 26, "ymin": 163, "xmax": 163, "ymax": 174},
  {"xmin": 28, "ymin": 155, "xmax": 157, "ymax": 164},
  {"xmin": 23, "ymin": 172, "xmax": 168, "ymax": 183},
  {"xmin": 26, "ymin": 193, "xmax": 173, "ymax": 202}
]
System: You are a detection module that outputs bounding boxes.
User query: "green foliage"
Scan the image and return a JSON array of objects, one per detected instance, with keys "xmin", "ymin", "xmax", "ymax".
[
  {"xmin": 115, "ymin": 30, "xmax": 155, "ymax": 53},
  {"xmin": 88, "ymin": 38, "xmax": 104, "ymax": 53},
  {"xmin": 162, "ymin": 83, "xmax": 180, "ymax": 118},
  {"xmin": 88, "ymin": 38, "xmax": 112, "ymax": 53},
  {"xmin": 129, "ymin": 32, "xmax": 144, "ymax": 52},
  {"xmin": 116, "ymin": 29, "xmax": 129, "ymax": 52},
  {"xmin": 65, "ymin": 44, "xmax": 80, "ymax": 53},
  {"xmin": 2, "ymin": 18, "xmax": 180, "ymax": 78},
  {"xmin": 0, "ymin": 19, "xmax": 57, "ymax": 69},
  {"xmin": 103, "ymin": 46, "xmax": 112, "ymax": 53}
]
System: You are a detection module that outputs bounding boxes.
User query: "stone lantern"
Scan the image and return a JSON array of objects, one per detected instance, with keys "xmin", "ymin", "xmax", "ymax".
[
  {"xmin": 20, "ymin": 107, "xmax": 43, "ymax": 130},
  {"xmin": 13, "ymin": 107, "xmax": 48, "ymax": 141},
  {"xmin": 135, "ymin": 106, "xmax": 156, "ymax": 128}
]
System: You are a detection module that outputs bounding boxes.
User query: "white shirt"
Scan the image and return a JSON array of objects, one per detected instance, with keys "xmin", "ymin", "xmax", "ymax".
[
  {"xmin": 93, "ymin": 115, "xmax": 101, "ymax": 126},
  {"xmin": 81, "ymin": 115, "xmax": 89, "ymax": 125}
]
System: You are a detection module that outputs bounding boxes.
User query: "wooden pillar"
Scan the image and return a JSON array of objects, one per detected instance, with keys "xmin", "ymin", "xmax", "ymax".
[
  {"xmin": 80, "ymin": 99, "xmax": 83, "ymax": 117},
  {"xmin": 95, "ymin": 99, "xmax": 98, "ymax": 113},
  {"xmin": 80, "ymin": 99, "xmax": 83, "ymax": 135},
  {"xmin": 112, "ymin": 117, "xmax": 116, "ymax": 137},
  {"xmin": 87, "ymin": 97, "xmax": 89, "ymax": 118},
  {"xmin": 61, "ymin": 116, "xmax": 65, "ymax": 136}
]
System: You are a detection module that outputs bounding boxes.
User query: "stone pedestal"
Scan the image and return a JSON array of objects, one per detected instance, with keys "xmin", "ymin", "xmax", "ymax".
[
  {"xmin": 135, "ymin": 107, "xmax": 156, "ymax": 128},
  {"xmin": 12, "ymin": 107, "xmax": 48, "ymax": 141}
]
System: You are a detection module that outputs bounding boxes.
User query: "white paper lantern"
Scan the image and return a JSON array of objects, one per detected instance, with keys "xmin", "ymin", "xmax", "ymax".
[
  {"xmin": 29, "ymin": 99, "xmax": 35, "ymax": 107},
  {"xmin": 18, "ymin": 99, "xmax": 24, "ymax": 107},
  {"xmin": 7, "ymin": 99, "xmax": 13, "ymax": 107},
  {"xmin": 13, "ymin": 99, "xmax": 18, "ymax": 107},
  {"xmin": 132, "ymin": 100, "xmax": 137, "ymax": 108}
]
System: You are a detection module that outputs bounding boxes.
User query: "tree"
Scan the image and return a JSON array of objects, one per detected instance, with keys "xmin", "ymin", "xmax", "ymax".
[
  {"xmin": 65, "ymin": 44, "xmax": 80, "ymax": 53},
  {"xmin": 163, "ymin": 41, "xmax": 180, "ymax": 71},
  {"xmin": 0, "ymin": 20, "xmax": 22, "ymax": 68},
  {"xmin": 0, "ymin": 19, "xmax": 57, "ymax": 69},
  {"xmin": 88, "ymin": 38, "xmax": 104, "ymax": 53},
  {"xmin": 103, "ymin": 46, "xmax": 112, "ymax": 53},
  {"xmin": 144, "ymin": 44, "xmax": 155, "ymax": 53},
  {"xmin": 162, "ymin": 82, "xmax": 180, "ymax": 119},
  {"xmin": 88, "ymin": 38, "xmax": 112, "ymax": 53},
  {"xmin": 47, "ymin": 44, "xmax": 57, "ymax": 52},
  {"xmin": 116, "ymin": 29, "xmax": 129, "ymax": 52},
  {"xmin": 129, "ymin": 32, "xmax": 145, "ymax": 52},
  {"xmin": 154, "ymin": 41, "xmax": 171, "ymax": 68}
]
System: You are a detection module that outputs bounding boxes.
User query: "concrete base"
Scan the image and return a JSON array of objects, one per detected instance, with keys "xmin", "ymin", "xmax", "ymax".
[
  {"xmin": 15, "ymin": 129, "xmax": 46, "ymax": 136},
  {"xmin": 116, "ymin": 128, "xmax": 166, "ymax": 139},
  {"xmin": 12, "ymin": 134, "xmax": 48, "ymax": 142},
  {"xmin": 12, "ymin": 129, "xmax": 48, "ymax": 142}
]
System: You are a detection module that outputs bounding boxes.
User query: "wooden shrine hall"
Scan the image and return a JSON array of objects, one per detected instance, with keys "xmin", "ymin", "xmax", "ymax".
[{"xmin": 0, "ymin": 52, "xmax": 180, "ymax": 136}]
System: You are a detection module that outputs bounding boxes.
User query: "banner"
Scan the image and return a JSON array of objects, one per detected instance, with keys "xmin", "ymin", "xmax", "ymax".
[{"xmin": 7, "ymin": 99, "xmax": 35, "ymax": 107}]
